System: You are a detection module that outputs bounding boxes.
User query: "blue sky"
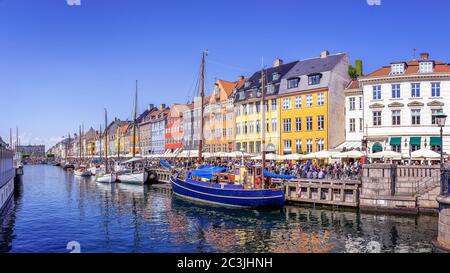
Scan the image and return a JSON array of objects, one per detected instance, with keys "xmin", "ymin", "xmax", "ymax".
[{"xmin": 1, "ymin": 0, "xmax": 450, "ymax": 149}]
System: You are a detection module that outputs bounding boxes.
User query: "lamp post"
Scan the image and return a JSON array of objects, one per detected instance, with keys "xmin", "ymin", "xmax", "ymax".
[
  {"xmin": 434, "ymin": 111, "xmax": 450, "ymax": 252},
  {"xmin": 436, "ymin": 112, "xmax": 447, "ymax": 174}
]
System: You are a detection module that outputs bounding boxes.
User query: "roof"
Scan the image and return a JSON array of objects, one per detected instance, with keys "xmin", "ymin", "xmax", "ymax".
[
  {"xmin": 284, "ymin": 53, "xmax": 346, "ymax": 78},
  {"xmin": 235, "ymin": 61, "xmax": 299, "ymax": 102},
  {"xmin": 364, "ymin": 58, "xmax": 450, "ymax": 79},
  {"xmin": 345, "ymin": 80, "xmax": 361, "ymax": 90},
  {"xmin": 218, "ymin": 80, "xmax": 239, "ymax": 96}
]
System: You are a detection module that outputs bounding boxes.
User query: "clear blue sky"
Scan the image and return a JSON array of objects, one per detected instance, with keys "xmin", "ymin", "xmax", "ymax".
[{"xmin": 1, "ymin": 0, "xmax": 449, "ymax": 149}]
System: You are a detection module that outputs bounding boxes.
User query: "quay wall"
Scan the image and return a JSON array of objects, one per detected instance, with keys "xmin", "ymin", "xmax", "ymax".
[
  {"xmin": 361, "ymin": 164, "xmax": 440, "ymax": 213},
  {"xmin": 0, "ymin": 147, "xmax": 14, "ymax": 213}
]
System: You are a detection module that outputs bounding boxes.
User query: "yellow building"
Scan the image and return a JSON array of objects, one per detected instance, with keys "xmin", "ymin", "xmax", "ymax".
[
  {"xmin": 234, "ymin": 59, "xmax": 298, "ymax": 154},
  {"xmin": 205, "ymin": 78, "xmax": 245, "ymax": 153},
  {"xmin": 278, "ymin": 51, "xmax": 350, "ymax": 155}
]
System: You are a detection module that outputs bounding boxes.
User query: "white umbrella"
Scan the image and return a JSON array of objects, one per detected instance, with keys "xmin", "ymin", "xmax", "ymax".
[
  {"xmin": 225, "ymin": 151, "xmax": 253, "ymax": 158},
  {"xmin": 368, "ymin": 150, "xmax": 402, "ymax": 160},
  {"xmin": 122, "ymin": 157, "xmax": 144, "ymax": 164},
  {"xmin": 410, "ymin": 148, "xmax": 440, "ymax": 160},
  {"xmin": 303, "ymin": 150, "xmax": 337, "ymax": 160},
  {"xmin": 251, "ymin": 154, "xmax": 281, "ymax": 161},
  {"xmin": 279, "ymin": 154, "xmax": 303, "ymax": 161},
  {"xmin": 333, "ymin": 150, "xmax": 364, "ymax": 159}
]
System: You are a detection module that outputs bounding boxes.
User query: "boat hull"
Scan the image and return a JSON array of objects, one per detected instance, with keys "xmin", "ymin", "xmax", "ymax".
[
  {"xmin": 117, "ymin": 172, "xmax": 148, "ymax": 185},
  {"xmin": 74, "ymin": 170, "xmax": 92, "ymax": 177},
  {"xmin": 170, "ymin": 176, "xmax": 285, "ymax": 208},
  {"xmin": 95, "ymin": 173, "xmax": 117, "ymax": 183}
]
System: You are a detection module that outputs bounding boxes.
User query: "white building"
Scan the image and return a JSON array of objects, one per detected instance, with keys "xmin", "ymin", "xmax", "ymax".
[
  {"xmin": 358, "ymin": 53, "xmax": 450, "ymax": 157},
  {"xmin": 338, "ymin": 80, "xmax": 364, "ymax": 151}
]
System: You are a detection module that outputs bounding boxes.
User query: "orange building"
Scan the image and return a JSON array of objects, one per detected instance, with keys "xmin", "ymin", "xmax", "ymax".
[{"xmin": 205, "ymin": 78, "xmax": 245, "ymax": 153}]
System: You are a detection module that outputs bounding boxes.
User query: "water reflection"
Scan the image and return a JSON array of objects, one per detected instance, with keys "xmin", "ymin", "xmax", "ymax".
[{"xmin": 0, "ymin": 165, "xmax": 439, "ymax": 253}]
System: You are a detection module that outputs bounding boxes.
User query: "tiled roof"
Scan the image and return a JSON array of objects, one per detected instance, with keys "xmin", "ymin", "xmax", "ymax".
[
  {"xmin": 345, "ymin": 80, "xmax": 360, "ymax": 90},
  {"xmin": 364, "ymin": 59, "xmax": 450, "ymax": 78}
]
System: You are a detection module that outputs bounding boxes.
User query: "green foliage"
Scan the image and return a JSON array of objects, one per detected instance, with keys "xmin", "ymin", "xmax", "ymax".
[{"xmin": 348, "ymin": 65, "xmax": 359, "ymax": 79}]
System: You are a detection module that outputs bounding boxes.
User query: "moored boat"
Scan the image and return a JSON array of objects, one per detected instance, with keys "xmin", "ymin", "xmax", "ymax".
[{"xmin": 95, "ymin": 172, "xmax": 117, "ymax": 183}]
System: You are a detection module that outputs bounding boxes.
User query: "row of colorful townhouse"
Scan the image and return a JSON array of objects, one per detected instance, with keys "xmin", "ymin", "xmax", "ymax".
[{"xmin": 48, "ymin": 51, "xmax": 450, "ymax": 159}]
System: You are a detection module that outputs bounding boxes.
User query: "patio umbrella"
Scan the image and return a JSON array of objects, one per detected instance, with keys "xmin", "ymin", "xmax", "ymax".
[
  {"xmin": 410, "ymin": 148, "xmax": 440, "ymax": 160},
  {"xmin": 303, "ymin": 150, "xmax": 337, "ymax": 160},
  {"xmin": 368, "ymin": 150, "xmax": 402, "ymax": 160},
  {"xmin": 279, "ymin": 154, "xmax": 303, "ymax": 161},
  {"xmin": 333, "ymin": 150, "xmax": 364, "ymax": 159}
]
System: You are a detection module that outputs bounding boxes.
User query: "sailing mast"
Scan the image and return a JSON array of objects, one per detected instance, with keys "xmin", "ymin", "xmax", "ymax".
[
  {"xmin": 132, "ymin": 80, "xmax": 138, "ymax": 170},
  {"xmin": 104, "ymin": 109, "xmax": 109, "ymax": 173},
  {"xmin": 79, "ymin": 125, "xmax": 82, "ymax": 164},
  {"xmin": 198, "ymin": 49, "xmax": 207, "ymax": 164},
  {"xmin": 261, "ymin": 66, "xmax": 266, "ymax": 189},
  {"xmin": 99, "ymin": 124, "xmax": 102, "ymax": 161}
]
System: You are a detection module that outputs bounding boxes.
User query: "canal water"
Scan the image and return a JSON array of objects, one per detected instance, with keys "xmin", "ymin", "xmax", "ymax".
[{"xmin": 0, "ymin": 165, "xmax": 439, "ymax": 253}]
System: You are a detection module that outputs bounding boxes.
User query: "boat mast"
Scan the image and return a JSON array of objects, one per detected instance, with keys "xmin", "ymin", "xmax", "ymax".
[
  {"xmin": 261, "ymin": 66, "xmax": 266, "ymax": 189},
  {"xmin": 104, "ymin": 109, "xmax": 109, "ymax": 173},
  {"xmin": 198, "ymin": 49, "xmax": 207, "ymax": 165},
  {"xmin": 132, "ymin": 80, "xmax": 138, "ymax": 170},
  {"xmin": 99, "ymin": 124, "xmax": 102, "ymax": 162},
  {"xmin": 79, "ymin": 125, "xmax": 82, "ymax": 164}
]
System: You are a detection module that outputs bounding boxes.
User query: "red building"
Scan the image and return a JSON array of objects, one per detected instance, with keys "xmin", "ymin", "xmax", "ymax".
[{"xmin": 165, "ymin": 104, "xmax": 187, "ymax": 152}]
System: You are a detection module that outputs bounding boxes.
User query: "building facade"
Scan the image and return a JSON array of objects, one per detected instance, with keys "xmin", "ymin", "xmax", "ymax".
[
  {"xmin": 339, "ymin": 80, "xmax": 364, "ymax": 151},
  {"xmin": 16, "ymin": 145, "xmax": 46, "ymax": 158},
  {"xmin": 205, "ymin": 78, "xmax": 244, "ymax": 153},
  {"xmin": 278, "ymin": 51, "xmax": 350, "ymax": 155},
  {"xmin": 139, "ymin": 104, "xmax": 158, "ymax": 156},
  {"xmin": 165, "ymin": 104, "xmax": 186, "ymax": 153},
  {"xmin": 234, "ymin": 59, "xmax": 298, "ymax": 154},
  {"xmin": 150, "ymin": 105, "xmax": 169, "ymax": 154},
  {"xmin": 358, "ymin": 53, "xmax": 450, "ymax": 157}
]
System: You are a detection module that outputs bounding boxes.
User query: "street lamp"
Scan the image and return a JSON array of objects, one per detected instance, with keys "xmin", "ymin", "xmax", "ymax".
[{"xmin": 436, "ymin": 111, "xmax": 448, "ymax": 195}]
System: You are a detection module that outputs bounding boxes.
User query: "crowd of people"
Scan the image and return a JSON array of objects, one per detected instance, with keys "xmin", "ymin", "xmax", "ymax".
[{"xmin": 149, "ymin": 158, "xmax": 363, "ymax": 181}]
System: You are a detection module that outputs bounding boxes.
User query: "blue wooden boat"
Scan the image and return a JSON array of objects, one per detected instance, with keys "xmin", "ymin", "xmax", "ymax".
[{"xmin": 166, "ymin": 164, "xmax": 287, "ymax": 209}]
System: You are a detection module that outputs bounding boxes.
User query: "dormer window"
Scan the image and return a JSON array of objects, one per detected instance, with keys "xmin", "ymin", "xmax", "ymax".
[
  {"xmin": 272, "ymin": 73, "xmax": 280, "ymax": 81},
  {"xmin": 287, "ymin": 78, "xmax": 300, "ymax": 89},
  {"xmin": 308, "ymin": 74, "xmax": 322, "ymax": 85},
  {"xmin": 419, "ymin": 61, "xmax": 434, "ymax": 73},
  {"xmin": 267, "ymin": 84, "xmax": 275, "ymax": 94},
  {"xmin": 391, "ymin": 63, "xmax": 405, "ymax": 75},
  {"xmin": 244, "ymin": 81, "xmax": 251, "ymax": 88}
]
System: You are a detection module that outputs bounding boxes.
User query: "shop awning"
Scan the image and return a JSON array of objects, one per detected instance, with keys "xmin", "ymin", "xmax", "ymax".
[
  {"xmin": 389, "ymin": 137, "xmax": 402, "ymax": 146},
  {"xmin": 410, "ymin": 137, "xmax": 421, "ymax": 146},
  {"xmin": 430, "ymin": 137, "xmax": 442, "ymax": 146},
  {"xmin": 372, "ymin": 143, "xmax": 383, "ymax": 153}
]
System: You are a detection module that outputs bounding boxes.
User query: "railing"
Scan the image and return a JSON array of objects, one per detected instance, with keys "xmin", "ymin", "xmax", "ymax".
[{"xmin": 0, "ymin": 147, "xmax": 14, "ymax": 188}]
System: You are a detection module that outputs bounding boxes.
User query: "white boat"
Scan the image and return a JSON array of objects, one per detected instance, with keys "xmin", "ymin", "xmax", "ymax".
[
  {"xmin": 95, "ymin": 172, "xmax": 117, "ymax": 183},
  {"xmin": 74, "ymin": 168, "xmax": 92, "ymax": 177},
  {"xmin": 117, "ymin": 171, "xmax": 148, "ymax": 185}
]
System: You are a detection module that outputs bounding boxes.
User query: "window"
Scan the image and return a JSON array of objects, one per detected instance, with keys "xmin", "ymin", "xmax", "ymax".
[
  {"xmin": 420, "ymin": 62, "xmax": 433, "ymax": 73},
  {"xmin": 359, "ymin": 97, "xmax": 363, "ymax": 109},
  {"xmin": 284, "ymin": 140, "xmax": 292, "ymax": 151},
  {"xmin": 349, "ymin": 118, "xmax": 356, "ymax": 133},
  {"xmin": 256, "ymin": 102, "xmax": 261, "ymax": 113},
  {"xmin": 317, "ymin": 93, "xmax": 324, "ymax": 106},
  {"xmin": 432, "ymin": 108, "xmax": 444, "ymax": 125},
  {"xmin": 242, "ymin": 104, "xmax": 247, "ymax": 115},
  {"xmin": 283, "ymin": 118, "xmax": 291, "ymax": 132},
  {"xmin": 306, "ymin": 139, "xmax": 313, "ymax": 153},
  {"xmin": 271, "ymin": 118, "xmax": 277, "ymax": 132},
  {"xmin": 288, "ymin": 78, "xmax": 300, "ymax": 89},
  {"xmin": 373, "ymin": 85, "xmax": 381, "ymax": 100},
  {"xmin": 316, "ymin": 139, "xmax": 324, "ymax": 152},
  {"xmin": 256, "ymin": 120, "xmax": 261, "ymax": 133},
  {"xmin": 306, "ymin": 95, "xmax": 313, "ymax": 107},
  {"xmin": 308, "ymin": 74, "xmax": 321, "ymax": 85},
  {"xmin": 392, "ymin": 110, "xmax": 401, "ymax": 126},
  {"xmin": 295, "ymin": 96, "xmax": 302, "ymax": 108},
  {"xmin": 432, "ymin": 82, "xmax": 441, "ymax": 97},
  {"xmin": 392, "ymin": 84, "xmax": 401, "ymax": 98},
  {"xmin": 359, "ymin": 118, "xmax": 364, "ymax": 132},
  {"xmin": 411, "ymin": 83, "xmax": 421, "ymax": 98},
  {"xmin": 306, "ymin": 116, "xmax": 313, "ymax": 131},
  {"xmin": 411, "ymin": 109, "xmax": 421, "ymax": 125},
  {"xmin": 373, "ymin": 111, "xmax": 382, "ymax": 126},
  {"xmin": 391, "ymin": 63, "xmax": 405, "ymax": 75},
  {"xmin": 249, "ymin": 121, "xmax": 254, "ymax": 134},
  {"xmin": 282, "ymin": 98, "xmax": 291, "ymax": 110},
  {"xmin": 248, "ymin": 103, "xmax": 254, "ymax": 115},
  {"xmin": 349, "ymin": 97, "xmax": 356, "ymax": 111},
  {"xmin": 273, "ymin": 73, "xmax": 280, "ymax": 81},
  {"xmin": 317, "ymin": 115, "xmax": 325, "ymax": 130},
  {"xmin": 295, "ymin": 117, "xmax": 302, "ymax": 132},
  {"xmin": 295, "ymin": 140, "xmax": 302, "ymax": 153},
  {"xmin": 267, "ymin": 84, "xmax": 275, "ymax": 94},
  {"xmin": 271, "ymin": 99, "xmax": 277, "ymax": 111},
  {"xmin": 243, "ymin": 121, "xmax": 248, "ymax": 134}
]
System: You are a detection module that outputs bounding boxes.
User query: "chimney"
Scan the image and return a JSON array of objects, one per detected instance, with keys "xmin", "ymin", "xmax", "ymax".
[
  {"xmin": 148, "ymin": 104, "xmax": 154, "ymax": 111},
  {"xmin": 160, "ymin": 104, "xmax": 166, "ymax": 109},
  {"xmin": 420, "ymin": 52, "xmax": 429, "ymax": 60},
  {"xmin": 238, "ymin": 75, "xmax": 245, "ymax": 81},
  {"xmin": 273, "ymin": 58, "xmax": 283, "ymax": 67},
  {"xmin": 320, "ymin": 50, "xmax": 330, "ymax": 59}
]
